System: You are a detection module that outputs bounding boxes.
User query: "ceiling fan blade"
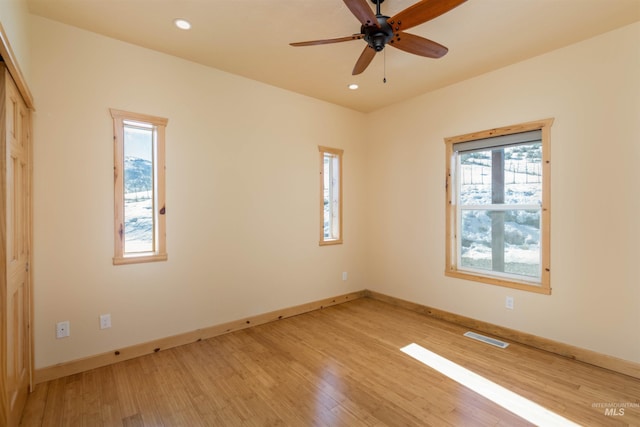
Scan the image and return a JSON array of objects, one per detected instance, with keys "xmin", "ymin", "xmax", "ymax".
[
  {"xmin": 290, "ymin": 34, "xmax": 363, "ymax": 47},
  {"xmin": 389, "ymin": 0, "xmax": 467, "ymax": 31},
  {"xmin": 352, "ymin": 46, "xmax": 376, "ymax": 75},
  {"xmin": 390, "ymin": 32, "xmax": 448, "ymax": 58},
  {"xmin": 343, "ymin": 0, "xmax": 381, "ymax": 28}
]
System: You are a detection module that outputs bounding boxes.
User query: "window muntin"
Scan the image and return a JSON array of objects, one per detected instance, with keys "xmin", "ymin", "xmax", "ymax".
[
  {"xmin": 319, "ymin": 146, "xmax": 343, "ymax": 245},
  {"xmin": 445, "ymin": 119, "xmax": 552, "ymax": 293},
  {"xmin": 111, "ymin": 109, "xmax": 167, "ymax": 265}
]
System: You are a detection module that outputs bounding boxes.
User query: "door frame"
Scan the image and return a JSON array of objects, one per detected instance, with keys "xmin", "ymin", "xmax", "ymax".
[
  {"xmin": 0, "ymin": 23, "xmax": 34, "ymax": 109},
  {"xmin": 0, "ymin": 20, "xmax": 34, "ymax": 427}
]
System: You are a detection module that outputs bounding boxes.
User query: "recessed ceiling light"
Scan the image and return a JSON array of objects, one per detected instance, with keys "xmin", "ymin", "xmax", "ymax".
[
  {"xmin": 348, "ymin": 84, "xmax": 359, "ymax": 90},
  {"xmin": 174, "ymin": 19, "xmax": 192, "ymax": 30}
]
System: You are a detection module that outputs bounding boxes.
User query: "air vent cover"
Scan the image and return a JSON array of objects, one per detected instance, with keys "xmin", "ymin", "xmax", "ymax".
[{"xmin": 464, "ymin": 331, "xmax": 509, "ymax": 348}]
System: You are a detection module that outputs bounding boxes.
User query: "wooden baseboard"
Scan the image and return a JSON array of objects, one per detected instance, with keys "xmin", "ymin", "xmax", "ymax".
[
  {"xmin": 365, "ymin": 290, "xmax": 640, "ymax": 380},
  {"xmin": 35, "ymin": 290, "xmax": 366, "ymax": 384}
]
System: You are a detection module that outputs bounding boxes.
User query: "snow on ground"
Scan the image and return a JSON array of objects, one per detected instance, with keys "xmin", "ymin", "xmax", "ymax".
[{"xmin": 124, "ymin": 192, "xmax": 153, "ymax": 253}]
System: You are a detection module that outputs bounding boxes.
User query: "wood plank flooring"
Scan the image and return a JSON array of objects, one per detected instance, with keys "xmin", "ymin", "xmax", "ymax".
[{"xmin": 20, "ymin": 298, "xmax": 640, "ymax": 426}]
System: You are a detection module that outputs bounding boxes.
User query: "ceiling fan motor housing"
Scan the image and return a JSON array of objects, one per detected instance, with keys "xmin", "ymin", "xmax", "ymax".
[
  {"xmin": 362, "ymin": 15, "xmax": 393, "ymax": 51},
  {"xmin": 290, "ymin": 0, "xmax": 466, "ymax": 75}
]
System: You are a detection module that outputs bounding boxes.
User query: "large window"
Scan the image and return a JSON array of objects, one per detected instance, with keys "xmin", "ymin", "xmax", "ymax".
[
  {"xmin": 319, "ymin": 146, "xmax": 343, "ymax": 245},
  {"xmin": 445, "ymin": 119, "xmax": 553, "ymax": 293},
  {"xmin": 111, "ymin": 109, "xmax": 167, "ymax": 265}
]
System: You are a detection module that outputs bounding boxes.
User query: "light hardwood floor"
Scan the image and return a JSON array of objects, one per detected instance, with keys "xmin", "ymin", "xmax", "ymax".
[{"xmin": 20, "ymin": 298, "xmax": 640, "ymax": 426}]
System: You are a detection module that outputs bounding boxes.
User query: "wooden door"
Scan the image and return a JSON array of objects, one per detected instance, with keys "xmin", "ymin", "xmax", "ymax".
[{"xmin": 1, "ymin": 66, "xmax": 32, "ymax": 427}]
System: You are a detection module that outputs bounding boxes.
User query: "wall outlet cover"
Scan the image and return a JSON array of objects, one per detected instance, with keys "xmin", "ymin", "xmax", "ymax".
[
  {"xmin": 56, "ymin": 321, "xmax": 70, "ymax": 338},
  {"xmin": 100, "ymin": 314, "xmax": 112, "ymax": 329},
  {"xmin": 505, "ymin": 296, "xmax": 514, "ymax": 310}
]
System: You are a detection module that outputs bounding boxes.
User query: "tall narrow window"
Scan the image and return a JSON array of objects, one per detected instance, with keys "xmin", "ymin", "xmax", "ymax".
[
  {"xmin": 319, "ymin": 146, "xmax": 343, "ymax": 245},
  {"xmin": 111, "ymin": 109, "xmax": 167, "ymax": 265},
  {"xmin": 445, "ymin": 119, "xmax": 552, "ymax": 293}
]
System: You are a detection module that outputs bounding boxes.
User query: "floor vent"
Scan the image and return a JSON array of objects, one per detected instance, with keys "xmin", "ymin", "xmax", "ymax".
[{"xmin": 464, "ymin": 331, "xmax": 509, "ymax": 348}]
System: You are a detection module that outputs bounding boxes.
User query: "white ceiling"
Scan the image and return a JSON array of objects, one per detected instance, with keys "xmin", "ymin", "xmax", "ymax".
[{"xmin": 27, "ymin": 0, "xmax": 640, "ymax": 113}]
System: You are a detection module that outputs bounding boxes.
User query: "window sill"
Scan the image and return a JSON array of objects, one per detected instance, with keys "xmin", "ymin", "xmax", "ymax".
[
  {"xmin": 445, "ymin": 270, "xmax": 551, "ymax": 295},
  {"xmin": 113, "ymin": 254, "xmax": 168, "ymax": 266},
  {"xmin": 319, "ymin": 239, "xmax": 343, "ymax": 246}
]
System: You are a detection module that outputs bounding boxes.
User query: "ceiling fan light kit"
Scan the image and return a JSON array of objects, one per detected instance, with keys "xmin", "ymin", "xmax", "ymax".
[{"xmin": 290, "ymin": 0, "xmax": 467, "ymax": 75}]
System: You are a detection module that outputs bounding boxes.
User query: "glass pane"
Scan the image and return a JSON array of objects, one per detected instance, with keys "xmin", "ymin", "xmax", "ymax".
[
  {"xmin": 323, "ymin": 153, "xmax": 340, "ymax": 240},
  {"xmin": 459, "ymin": 151, "xmax": 491, "ymax": 205},
  {"xmin": 459, "ymin": 142, "xmax": 542, "ymax": 206},
  {"xmin": 503, "ymin": 143, "xmax": 542, "ymax": 205},
  {"xmin": 460, "ymin": 209, "xmax": 540, "ymax": 278},
  {"xmin": 123, "ymin": 124, "xmax": 154, "ymax": 253}
]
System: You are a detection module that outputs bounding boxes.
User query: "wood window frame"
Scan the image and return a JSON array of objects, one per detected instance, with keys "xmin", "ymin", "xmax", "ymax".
[
  {"xmin": 110, "ymin": 109, "xmax": 168, "ymax": 265},
  {"xmin": 319, "ymin": 146, "xmax": 343, "ymax": 246},
  {"xmin": 444, "ymin": 119, "xmax": 553, "ymax": 294}
]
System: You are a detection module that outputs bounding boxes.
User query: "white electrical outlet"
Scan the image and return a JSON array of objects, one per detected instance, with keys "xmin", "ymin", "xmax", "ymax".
[
  {"xmin": 505, "ymin": 296, "xmax": 514, "ymax": 310},
  {"xmin": 56, "ymin": 321, "xmax": 70, "ymax": 338},
  {"xmin": 342, "ymin": 272, "xmax": 348, "ymax": 281},
  {"xmin": 100, "ymin": 314, "xmax": 112, "ymax": 329}
]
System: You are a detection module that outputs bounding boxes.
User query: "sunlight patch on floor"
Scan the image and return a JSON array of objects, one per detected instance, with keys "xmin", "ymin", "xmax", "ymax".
[{"xmin": 400, "ymin": 343, "xmax": 580, "ymax": 426}]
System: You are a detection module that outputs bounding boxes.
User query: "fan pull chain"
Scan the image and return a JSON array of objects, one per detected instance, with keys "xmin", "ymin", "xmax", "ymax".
[{"xmin": 383, "ymin": 49, "xmax": 387, "ymax": 83}]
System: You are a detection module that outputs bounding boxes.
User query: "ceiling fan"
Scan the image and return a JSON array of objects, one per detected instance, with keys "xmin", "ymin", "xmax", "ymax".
[{"xmin": 290, "ymin": 0, "xmax": 467, "ymax": 75}]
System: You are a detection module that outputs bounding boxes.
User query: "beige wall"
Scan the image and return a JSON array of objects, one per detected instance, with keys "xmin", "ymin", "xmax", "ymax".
[
  {"xmin": 30, "ymin": 16, "xmax": 368, "ymax": 368},
  {"xmin": 365, "ymin": 22, "xmax": 640, "ymax": 363}
]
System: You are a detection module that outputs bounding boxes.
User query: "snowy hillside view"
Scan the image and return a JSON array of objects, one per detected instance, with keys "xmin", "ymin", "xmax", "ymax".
[
  {"xmin": 124, "ymin": 156, "xmax": 154, "ymax": 253},
  {"xmin": 458, "ymin": 143, "xmax": 542, "ymax": 278}
]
